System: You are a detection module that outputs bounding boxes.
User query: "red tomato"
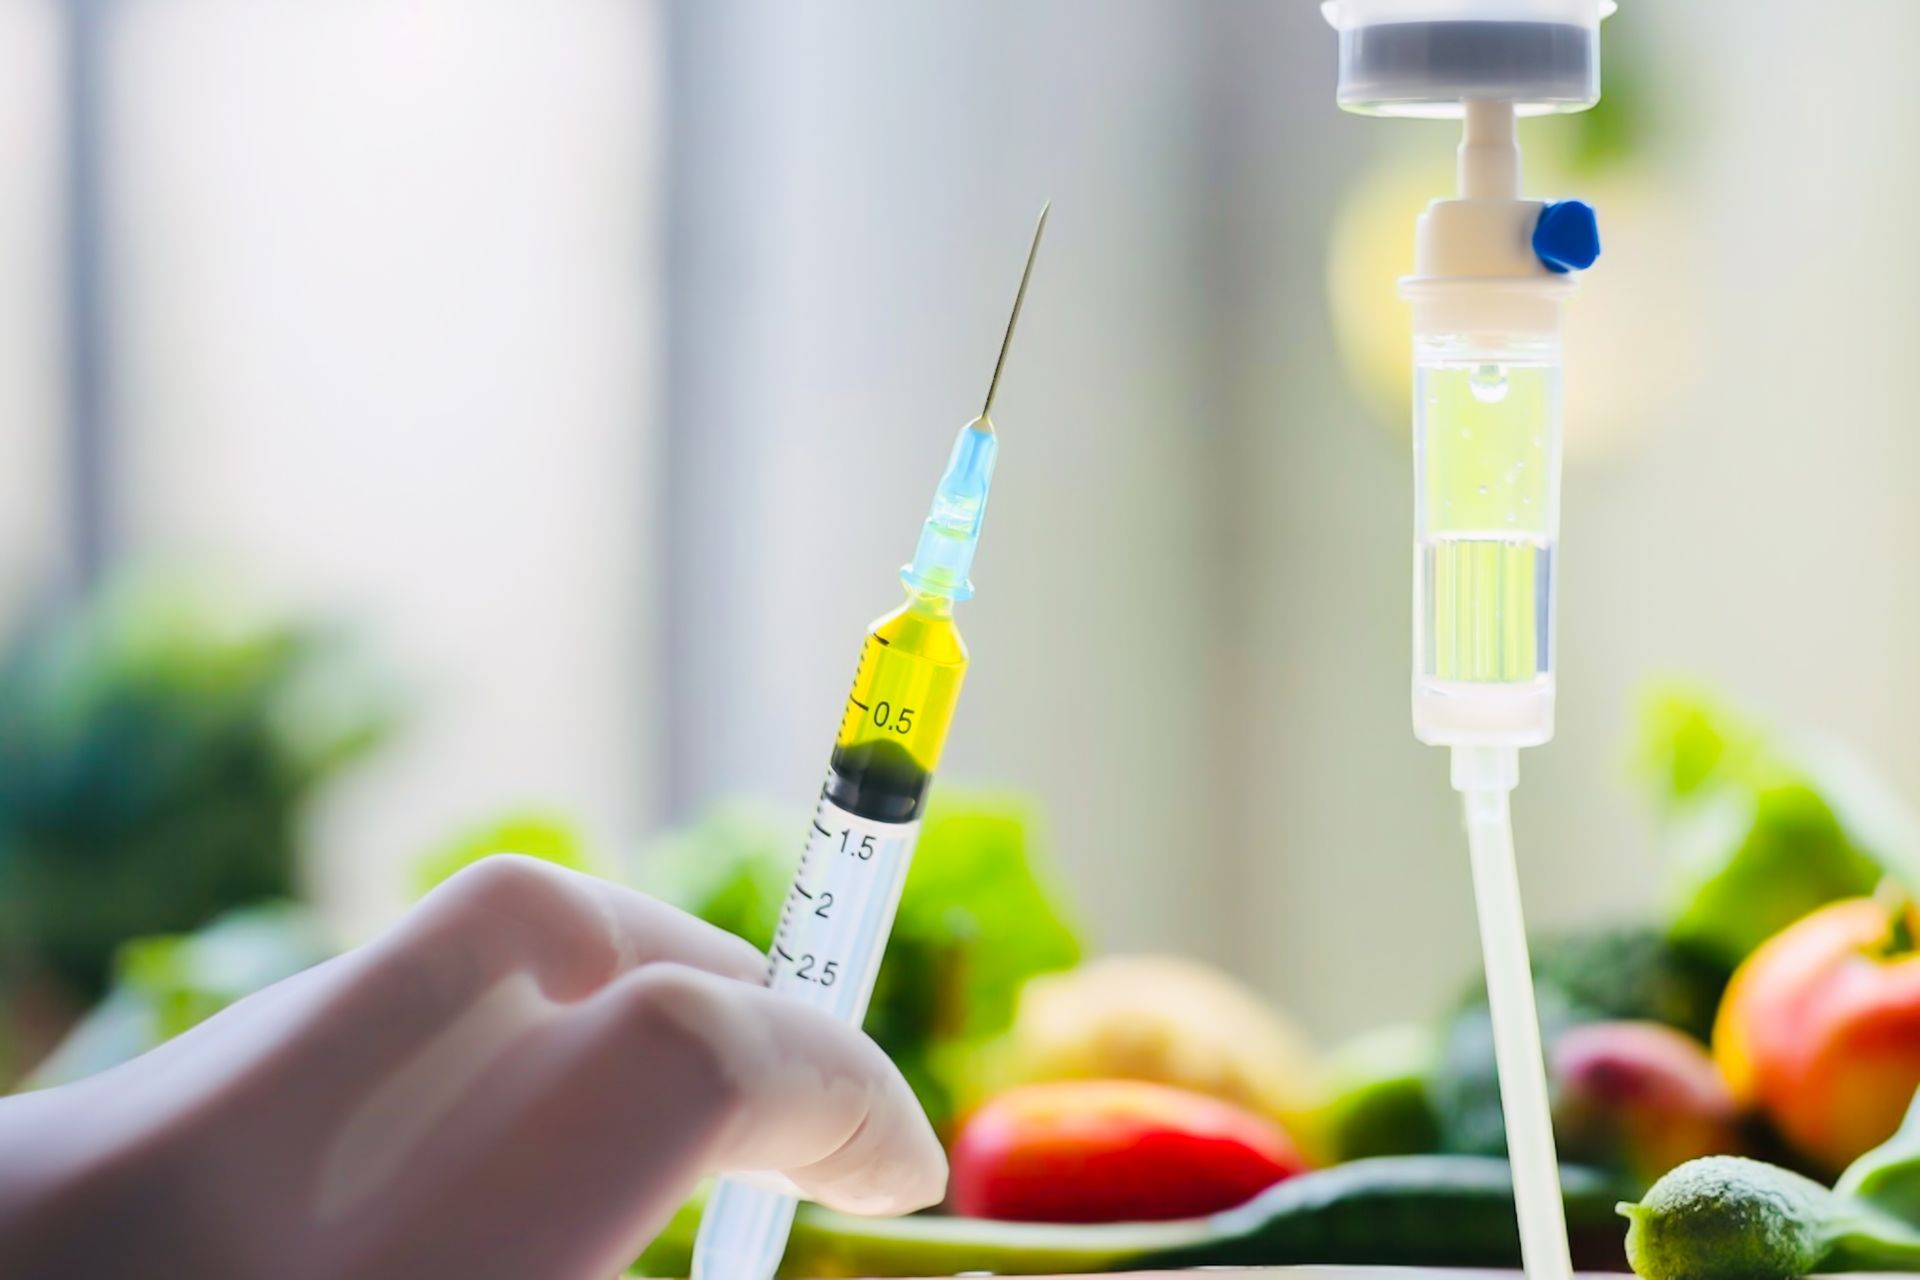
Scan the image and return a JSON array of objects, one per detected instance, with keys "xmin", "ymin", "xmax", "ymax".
[{"xmin": 949, "ymin": 1079, "xmax": 1307, "ymax": 1223}]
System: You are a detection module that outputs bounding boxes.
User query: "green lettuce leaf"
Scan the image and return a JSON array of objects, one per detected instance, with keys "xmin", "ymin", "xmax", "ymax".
[{"xmin": 1638, "ymin": 681, "xmax": 1914, "ymax": 966}]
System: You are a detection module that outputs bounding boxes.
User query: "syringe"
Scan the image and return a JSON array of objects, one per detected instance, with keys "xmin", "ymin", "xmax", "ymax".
[{"xmin": 690, "ymin": 204, "xmax": 1049, "ymax": 1280}]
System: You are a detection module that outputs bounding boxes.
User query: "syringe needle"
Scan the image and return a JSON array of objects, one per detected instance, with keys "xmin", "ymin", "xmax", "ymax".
[{"xmin": 980, "ymin": 201, "xmax": 1050, "ymax": 422}]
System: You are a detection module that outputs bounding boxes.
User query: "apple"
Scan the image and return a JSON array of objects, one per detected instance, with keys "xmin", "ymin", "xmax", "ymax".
[
  {"xmin": 1551, "ymin": 1020, "xmax": 1744, "ymax": 1184},
  {"xmin": 1714, "ymin": 896, "xmax": 1920, "ymax": 1172}
]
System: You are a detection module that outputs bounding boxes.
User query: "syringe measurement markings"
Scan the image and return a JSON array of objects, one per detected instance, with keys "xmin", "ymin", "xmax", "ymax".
[
  {"xmin": 769, "ymin": 810, "xmax": 912, "ymax": 999},
  {"xmin": 835, "ymin": 644, "xmax": 872, "ymax": 742},
  {"xmin": 768, "ymin": 800, "xmax": 836, "ymax": 984}
]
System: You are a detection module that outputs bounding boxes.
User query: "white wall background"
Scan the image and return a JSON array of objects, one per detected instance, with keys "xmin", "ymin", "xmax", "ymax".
[
  {"xmin": 104, "ymin": 0, "xmax": 664, "ymax": 934},
  {"xmin": 5, "ymin": 0, "xmax": 1919, "ymax": 1039},
  {"xmin": 0, "ymin": 0, "xmax": 62, "ymax": 609}
]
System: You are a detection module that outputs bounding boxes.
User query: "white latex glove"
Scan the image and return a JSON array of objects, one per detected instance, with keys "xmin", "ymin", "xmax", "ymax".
[{"xmin": 0, "ymin": 856, "xmax": 946, "ymax": 1279}]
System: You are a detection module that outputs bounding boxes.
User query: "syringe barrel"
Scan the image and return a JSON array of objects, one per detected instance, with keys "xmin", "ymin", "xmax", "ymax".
[
  {"xmin": 1410, "ymin": 322, "xmax": 1564, "ymax": 748},
  {"xmin": 691, "ymin": 591, "xmax": 966, "ymax": 1280},
  {"xmin": 688, "ymin": 773, "xmax": 928, "ymax": 1280}
]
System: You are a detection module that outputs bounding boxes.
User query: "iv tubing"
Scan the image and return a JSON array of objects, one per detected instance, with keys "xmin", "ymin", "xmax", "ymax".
[{"xmin": 1453, "ymin": 745, "xmax": 1572, "ymax": 1280}]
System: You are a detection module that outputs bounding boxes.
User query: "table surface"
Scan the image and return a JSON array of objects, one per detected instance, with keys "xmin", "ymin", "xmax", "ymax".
[
  {"xmin": 859, "ymin": 1273, "xmax": 1541, "ymax": 1279},
  {"xmin": 868, "ymin": 1274, "xmax": 1909, "ymax": 1279}
]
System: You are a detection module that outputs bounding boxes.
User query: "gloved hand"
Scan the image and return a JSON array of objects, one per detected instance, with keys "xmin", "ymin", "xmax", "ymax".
[{"xmin": 0, "ymin": 856, "xmax": 946, "ymax": 1279}]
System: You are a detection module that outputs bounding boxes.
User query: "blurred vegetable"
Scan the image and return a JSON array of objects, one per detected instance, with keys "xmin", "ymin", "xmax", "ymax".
[
  {"xmin": 635, "ymin": 803, "xmax": 795, "ymax": 952},
  {"xmin": 1623, "ymin": 1088, "xmax": 1920, "ymax": 1280},
  {"xmin": 0, "ymin": 579, "xmax": 388, "ymax": 1074},
  {"xmin": 951, "ymin": 1080, "xmax": 1306, "ymax": 1224},
  {"xmin": 1621, "ymin": 1155, "xmax": 1920, "ymax": 1280},
  {"xmin": 635, "ymin": 1182, "xmax": 1200, "ymax": 1279},
  {"xmin": 1715, "ymin": 895, "xmax": 1920, "ymax": 1173},
  {"xmin": 411, "ymin": 812, "xmax": 603, "ymax": 898},
  {"xmin": 638, "ymin": 1158, "xmax": 1633, "ymax": 1277},
  {"xmin": 1318, "ymin": 1023, "xmax": 1442, "ymax": 1162},
  {"xmin": 1432, "ymin": 987, "xmax": 1589, "ymax": 1159},
  {"xmin": 641, "ymin": 791, "xmax": 1081, "ymax": 1132},
  {"xmin": 1638, "ymin": 683, "xmax": 1920, "ymax": 967},
  {"xmin": 1525, "ymin": 926, "xmax": 1732, "ymax": 1044},
  {"xmin": 1138, "ymin": 1157, "xmax": 1633, "ymax": 1274},
  {"xmin": 25, "ymin": 901, "xmax": 333, "ymax": 1089},
  {"xmin": 983, "ymin": 954, "xmax": 1326, "ymax": 1156},
  {"xmin": 1551, "ymin": 1021, "xmax": 1744, "ymax": 1186},
  {"xmin": 1434, "ymin": 925, "xmax": 1729, "ymax": 1160},
  {"xmin": 1840, "ymin": 1083, "xmax": 1920, "ymax": 1223},
  {"xmin": 870, "ymin": 796, "xmax": 1082, "ymax": 1126}
]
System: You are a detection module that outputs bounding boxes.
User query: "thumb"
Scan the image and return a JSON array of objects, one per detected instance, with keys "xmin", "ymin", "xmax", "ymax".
[{"xmin": 583, "ymin": 964, "xmax": 946, "ymax": 1216}]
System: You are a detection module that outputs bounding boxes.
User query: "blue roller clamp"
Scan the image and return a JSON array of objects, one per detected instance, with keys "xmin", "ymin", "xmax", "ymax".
[{"xmin": 1533, "ymin": 199, "xmax": 1601, "ymax": 273}]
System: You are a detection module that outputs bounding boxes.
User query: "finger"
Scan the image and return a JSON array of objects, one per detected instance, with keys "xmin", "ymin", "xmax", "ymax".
[
  {"xmin": 580, "ymin": 963, "xmax": 946, "ymax": 1216},
  {"xmin": 404, "ymin": 855, "xmax": 766, "ymax": 1001},
  {"xmin": 354, "ymin": 963, "xmax": 946, "ymax": 1279}
]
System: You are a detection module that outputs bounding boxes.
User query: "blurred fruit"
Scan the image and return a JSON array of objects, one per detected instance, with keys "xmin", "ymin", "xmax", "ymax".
[
  {"xmin": 1433, "ymin": 926, "xmax": 1731, "ymax": 1159},
  {"xmin": 1551, "ymin": 1021, "xmax": 1743, "ymax": 1185},
  {"xmin": 1715, "ymin": 896, "xmax": 1920, "ymax": 1172},
  {"xmin": 950, "ymin": 1080, "xmax": 1306, "ymax": 1224},
  {"xmin": 989, "ymin": 955, "xmax": 1325, "ymax": 1155},
  {"xmin": 1320, "ymin": 1023, "xmax": 1442, "ymax": 1161}
]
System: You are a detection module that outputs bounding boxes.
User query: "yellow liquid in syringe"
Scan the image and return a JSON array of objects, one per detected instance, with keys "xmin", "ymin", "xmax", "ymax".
[{"xmin": 823, "ymin": 591, "xmax": 968, "ymax": 824}]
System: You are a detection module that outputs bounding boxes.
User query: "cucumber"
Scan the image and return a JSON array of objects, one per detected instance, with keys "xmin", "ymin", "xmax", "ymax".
[
  {"xmin": 1621, "ymin": 1094, "xmax": 1920, "ymax": 1280},
  {"xmin": 635, "ymin": 1157, "xmax": 1633, "ymax": 1277},
  {"xmin": 1621, "ymin": 1155, "xmax": 1920, "ymax": 1280},
  {"xmin": 1139, "ymin": 1156, "xmax": 1632, "ymax": 1273},
  {"xmin": 781, "ymin": 1210, "xmax": 1202, "ymax": 1278}
]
